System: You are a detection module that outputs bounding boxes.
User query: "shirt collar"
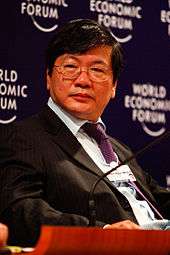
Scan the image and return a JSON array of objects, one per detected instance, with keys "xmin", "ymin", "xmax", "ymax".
[{"xmin": 47, "ymin": 97, "xmax": 105, "ymax": 135}]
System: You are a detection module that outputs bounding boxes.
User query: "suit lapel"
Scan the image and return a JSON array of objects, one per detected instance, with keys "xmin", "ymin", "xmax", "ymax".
[{"xmin": 39, "ymin": 106, "xmax": 104, "ymax": 178}]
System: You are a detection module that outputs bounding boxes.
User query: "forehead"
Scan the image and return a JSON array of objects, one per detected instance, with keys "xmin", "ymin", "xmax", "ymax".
[{"xmin": 55, "ymin": 45, "xmax": 113, "ymax": 65}]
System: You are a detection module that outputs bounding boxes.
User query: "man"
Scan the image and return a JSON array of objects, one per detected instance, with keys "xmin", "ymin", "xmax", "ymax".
[{"xmin": 0, "ymin": 19, "xmax": 169, "ymax": 246}]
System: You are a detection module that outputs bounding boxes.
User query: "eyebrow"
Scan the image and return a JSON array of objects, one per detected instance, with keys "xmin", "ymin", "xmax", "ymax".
[{"xmin": 63, "ymin": 55, "xmax": 110, "ymax": 66}]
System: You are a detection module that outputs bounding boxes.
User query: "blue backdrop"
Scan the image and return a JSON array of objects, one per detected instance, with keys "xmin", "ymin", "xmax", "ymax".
[{"xmin": 0, "ymin": 0, "xmax": 170, "ymax": 187}]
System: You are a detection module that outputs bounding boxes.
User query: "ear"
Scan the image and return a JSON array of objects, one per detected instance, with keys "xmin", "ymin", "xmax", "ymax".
[
  {"xmin": 111, "ymin": 80, "xmax": 117, "ymax": 98},
  {"xmin": 46, "ymin": 70, "xmax": 51, "ymax": 90}
]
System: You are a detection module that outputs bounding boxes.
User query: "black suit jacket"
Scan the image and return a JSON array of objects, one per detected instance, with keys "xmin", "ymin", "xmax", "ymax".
[{"xmin": 0, "ymin": 106, "xmax": 169, "ymax": 246}]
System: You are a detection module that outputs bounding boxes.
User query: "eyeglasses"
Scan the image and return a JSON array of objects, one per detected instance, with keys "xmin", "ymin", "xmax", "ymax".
[{"xmin": 53, "ymin": 62, "xmax": 112, "ymax": 83}]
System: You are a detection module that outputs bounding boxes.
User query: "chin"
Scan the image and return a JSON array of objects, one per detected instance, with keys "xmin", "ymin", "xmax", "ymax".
[{"xmin": 74, "ymin": 112, "xmax": 99, "ymax": 122}]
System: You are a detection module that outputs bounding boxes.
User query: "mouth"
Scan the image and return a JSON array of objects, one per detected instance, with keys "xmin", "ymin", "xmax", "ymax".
[{"xmin": 70, "ymin": 93, "xmax": 94, "ymax": 101}]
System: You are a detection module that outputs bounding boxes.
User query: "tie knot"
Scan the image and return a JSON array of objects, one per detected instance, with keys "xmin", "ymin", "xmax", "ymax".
[{"xmin": 82, "ymin": 122, "xmax": 107, "ymax": 144}]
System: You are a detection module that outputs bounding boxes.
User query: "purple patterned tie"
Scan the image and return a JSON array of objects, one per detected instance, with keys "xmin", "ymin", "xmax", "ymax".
[{"xmin": 82, "ymin": 123, "xmax": 117, "ymax": 163}]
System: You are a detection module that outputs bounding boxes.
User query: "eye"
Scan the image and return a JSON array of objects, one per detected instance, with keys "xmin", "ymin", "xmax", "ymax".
[
  {"xmin": 63, "ymin": 63, "xmax": 78, "ymax": 70},
  {"xmin": 90, "ymin": 67, "xmax": 106, "ymax": 74}
]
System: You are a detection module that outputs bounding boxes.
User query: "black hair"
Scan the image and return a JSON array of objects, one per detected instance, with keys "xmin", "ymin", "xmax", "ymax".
[{"xmin": 46, "ymin": 19, "xmax": 123, "ymax": 82}]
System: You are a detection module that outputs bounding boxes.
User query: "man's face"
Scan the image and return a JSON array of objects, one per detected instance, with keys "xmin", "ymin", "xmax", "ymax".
[{"xmin": 47, "ymin": 46, "xmax": 117, "ymax": 122}]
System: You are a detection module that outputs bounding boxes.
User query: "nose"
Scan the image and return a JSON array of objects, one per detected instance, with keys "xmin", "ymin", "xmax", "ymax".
[{"xmin": 74, "ymin": 70, "xmax": 92, "ymax": 87}]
